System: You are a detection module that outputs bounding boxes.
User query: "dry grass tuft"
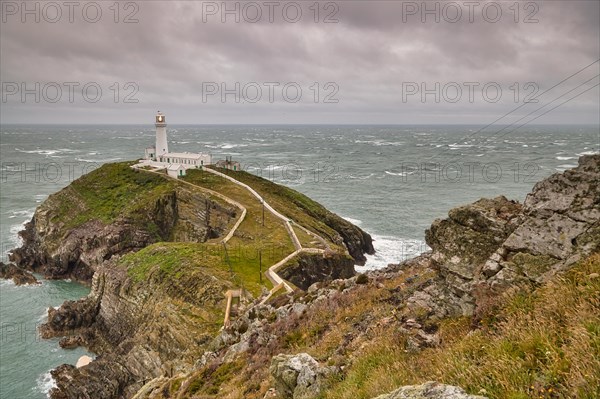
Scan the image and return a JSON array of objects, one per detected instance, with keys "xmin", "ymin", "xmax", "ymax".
[{"xmin": 323, "ymin": 253, "xmax": 600, "ymax": 399}]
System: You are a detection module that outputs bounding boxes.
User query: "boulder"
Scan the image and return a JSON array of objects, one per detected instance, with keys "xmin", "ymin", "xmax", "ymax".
[
  {"xmin": 270, "ymin": 353, "xmax": 333, "ymax": 399},
  {"xmin": 372, "ymin": 381, "xmax": 488, "ymax": 399}
]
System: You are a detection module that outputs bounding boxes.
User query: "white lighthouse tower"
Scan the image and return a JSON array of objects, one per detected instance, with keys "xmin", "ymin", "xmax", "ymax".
[
  {"xmin": 155, "ymin": 111, "xmax": 168, "ymax": 157},
  {"xmin": 138, "ymin": 111, "xmax": 213, "ymax": 178}
]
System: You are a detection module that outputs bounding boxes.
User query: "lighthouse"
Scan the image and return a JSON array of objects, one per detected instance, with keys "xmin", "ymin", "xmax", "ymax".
[
  {"xmin": 139, "ymin": 111, "xmax": 213, "ymax": 178},
  {"xmin": 155, "ymin": 111, "xmax": 169, "ymax": 157}
]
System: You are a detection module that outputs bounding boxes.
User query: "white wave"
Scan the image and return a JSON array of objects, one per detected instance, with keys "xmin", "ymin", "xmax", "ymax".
[
  {"xmin": 384, "ymin": 170, "xmax": 407, "ymax": 177},
  {"xmin": 2, "ymin": 209, "xmax": 35, "ymax": 256},
  {"xmin": 15, "ymin": 148, "xmax": 59, "ymax": 156},
  {"xmin": 347, "ymin": 173, "xmax": 375, "ymax": 180},
  {"xmin": 556, "ymin": 156, "xmax": 575, "ymax": 160},
  {"xmin": 341, "ymin": 216, "xmax": 362, "ymax": 226},
  {"xmin": 8, "ymin": 210, "xmax": 34, "ymax": 219},
  {"xmin": 221, "ymin": 143, "xmax": 248, "ymax": 149},
  {"xmin": 35, "ymin": 371, "xmax": 57, "ymax": 397},
  {"xmin": 448, "ymin": 144, "xmax": 473, "ymax": 148},
  {"xmin": 576, "ymin": 150, "xmax": 599, "ymax": 156},
  {"xmin": 75, "ymin": 157, "xmax": 120, "ymax": 163},
  {"xmin": 0, "ymin": 279, "xmax": 16, "ymax": 287},
  {"xmin": 555, "ymin": 164, "xmax": 578, "ymax": 171},
  {"xmin": 357, "ymin": 235, "xmax": 429, "ymax": 271},
  {"xmin": 355, "ymin": 140, "xmax": 403, "ymax": 147}
]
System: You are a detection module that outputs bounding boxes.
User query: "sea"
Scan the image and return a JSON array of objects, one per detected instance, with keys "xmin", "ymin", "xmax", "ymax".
[{"xmin": 0, "ymin": 124, "xmax": 598, "ymax": 398}]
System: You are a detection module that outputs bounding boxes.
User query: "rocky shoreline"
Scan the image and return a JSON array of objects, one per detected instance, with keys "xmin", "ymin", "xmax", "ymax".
[
  {"xmin": 3, "ymin": 155, "xmax": 599, "ymax": 399},
  {"xmin": 0, "ymin": 261, "xmax": 39, "ymax": 285}
]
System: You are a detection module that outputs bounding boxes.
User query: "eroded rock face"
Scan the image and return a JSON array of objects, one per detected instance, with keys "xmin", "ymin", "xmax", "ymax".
[
  {"xmin": 401, "ymin": 155, "xmax": 600, "ymax": 320},
  {"xmin": 485, "ymin": 155, "xmax": 600, "ymax": 289},
  {"xmin": 278, "ymin": 252, "xmax": 356, "ymax": 291},
  {"xmin": 47, "ymin": 260, "xmax": 233, "ymax": 399},
  {"xmin": 372, "ymin": 381, "xmax": 488, "ymax": 399},
  {"xmin": 0, "ymin": 262, "xmax": 39, "ymax": 285},
  {"xmin": 270, "ymin": 353, "xmax": 334, "ymax": 399}
]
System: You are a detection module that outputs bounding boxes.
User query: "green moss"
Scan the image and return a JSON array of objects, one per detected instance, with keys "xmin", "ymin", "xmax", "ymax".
[
  {"xmin": 186, "ymin": 360, "xmax": 245, "ymax": 396},
  {"xmin": 511, "ymin": 253, "xmax": 556, "ymax": 280},
  {"xmin": 170, "ymin": 378, "xmax": 183, "ymax": 394}
]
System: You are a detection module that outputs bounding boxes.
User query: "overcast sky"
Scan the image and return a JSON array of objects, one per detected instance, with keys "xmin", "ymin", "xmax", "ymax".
[{"xmin": 1, "ymin": 0, "xmax": 599, "ymax": 124}]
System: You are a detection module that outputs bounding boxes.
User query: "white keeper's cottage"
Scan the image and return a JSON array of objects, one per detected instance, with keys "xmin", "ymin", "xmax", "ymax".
[{"xmin": 138, "ymin": 111, "xmax": 212, "ymax": 177}]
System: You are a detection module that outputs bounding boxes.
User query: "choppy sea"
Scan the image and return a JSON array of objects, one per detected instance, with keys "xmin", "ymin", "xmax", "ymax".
[{"xmin": 1, "ymin": 124, "xmax": 598, "ymax": 398}]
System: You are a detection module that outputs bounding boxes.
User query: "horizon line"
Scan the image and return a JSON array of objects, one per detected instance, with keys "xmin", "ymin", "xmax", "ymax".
[{"xmin": 1, "ymin": 123, "xmax": 599, "ymax": 127}]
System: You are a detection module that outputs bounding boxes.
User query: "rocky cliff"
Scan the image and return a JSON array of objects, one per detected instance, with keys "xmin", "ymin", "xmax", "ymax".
[
  {"xmin": 130, "ymin": 155, "xmax": 598, "ymax": 399},
  {"xmin": 6, "ymin": 161, "xmax": 374, "ymax": 399},
  {"xmin": 6, "ymin": 156, "xmax": 598, "ymax": 399},
  {"xmin": 10, "ymin": 162, "xmax": 237, "ymax": 282}
]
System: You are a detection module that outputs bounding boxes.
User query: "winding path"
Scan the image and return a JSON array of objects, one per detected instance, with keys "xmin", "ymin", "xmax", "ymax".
[
  {"xmin": 132, "ymin": 163, "xmax": 331, "ymax": 325},
  {"xmin": 201, "ymin": 167, "xmax": 329, "ymax": 300}
]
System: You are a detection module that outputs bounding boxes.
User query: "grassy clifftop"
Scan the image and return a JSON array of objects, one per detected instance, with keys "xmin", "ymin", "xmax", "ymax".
[
  {"xmin": 203, "ymin": 167, "xmax": 375, "ymax": 262},
  {"xmin": 17, "ymin": 161, "xmax": 372, "ymax": 293},
  {"xmin": 49, "ymin": 161, "xmax": 176, "ymax": 230}
]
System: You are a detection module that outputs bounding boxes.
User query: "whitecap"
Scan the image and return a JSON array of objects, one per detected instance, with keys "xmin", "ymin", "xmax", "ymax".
[
  {"xmin": 348, "ymin": 173, "xmax": 375, "ymax": 180},
  {"xmin": 556, "ymin": 156, "xmax": 575, "ymax": 161},
  {"xmin": 357, "ymin": 235, "xmax": 429, "ymax": 271},
  {"xmin": 342, "ymin": 216, "xmax": 362, "ymax": 226},
  {"xmin": 576, "ymin": 150, "xmax": 599, "ymax": 156},
  {"xmin": 75, "ymin": 157, "xmax": 120, "ymax": 163},
  {"xmin": 35, "ymin": 371, "xmax": 57, "ymax": 397},
  {"xmin": 0, "ymin": 279, "xmax": 16, "ymax": 287},
  {"xmin": 221, "ymin": 143, "xmax": 248, "ymax": 149},
  {"xmin": 384, "ymin": 170, "xmax": 407, "ymax": 177},
  {"xmin": 15, "ymin": 148, "xmax": 59, "ymax": 156},
  {"xmin": 556, "ymin": 164, "xmax": 578, "ymax": 171}
]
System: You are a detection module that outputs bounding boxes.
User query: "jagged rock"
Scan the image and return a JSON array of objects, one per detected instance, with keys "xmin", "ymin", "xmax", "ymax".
[
  {"xmin": 426, "ymin": 196, "xmax": 522, "ymax": 281},
  {"xmin": 486, "ymin": 155, "xmax": 600, "ymax": 290},
  {"xmin": 278, "ymin": 252, "xmax": 356, "ymax": 291},
  {"xmin": 402, "ymin": 155, "xmax": 600, "ymax": 320},
  {"xmin": 372, "ymin": 381, "xmax": 488, "ymax": 399},
  {"xmin": 59, "ymin": 335, "xmax": 87, "ymax": 349},
  {"xmin": 269, "ymin": 353, "xmax": 334, "ymax": 399},
  {"xmin": 0, "ymin": 262, "xmax": 39, "ymax": 285}
]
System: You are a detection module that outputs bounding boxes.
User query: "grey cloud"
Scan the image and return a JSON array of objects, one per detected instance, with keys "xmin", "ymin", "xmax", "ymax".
[{"xmin": 0, "ymin": 0, "xmax": 598, "ymax": 124}]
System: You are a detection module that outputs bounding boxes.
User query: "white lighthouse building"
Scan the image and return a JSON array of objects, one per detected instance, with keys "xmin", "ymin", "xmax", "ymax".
[
  {"xmin": 140, "ymin": 111, "xmax": 212, "ymax": 178},
  {"xmin": 155, "ymin": 111, "xmax": 169, "ymax": 156}
]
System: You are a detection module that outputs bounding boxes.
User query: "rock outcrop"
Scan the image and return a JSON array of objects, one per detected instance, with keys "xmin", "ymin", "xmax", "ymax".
[
  {"xmin": 269, "ymin": 353, "xmax": 334, "ymax": 399},
  {"xmin": 389, "ymin": 155, "xmax": 600, "ymax": 324},
  {"xmin": 0, "ymin": 261, "xmax": 40, "ymax": 285},
  {"xmin": 278, "ymin": 252, "xmax": 356, "ymax": 290},
  {"xmin": 372, "ymin": 381, "xmax": 488, "ymax": 399},
  {"xmin": 46, "ymin": 257, "xmax": 233, "ymax": 399}
]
